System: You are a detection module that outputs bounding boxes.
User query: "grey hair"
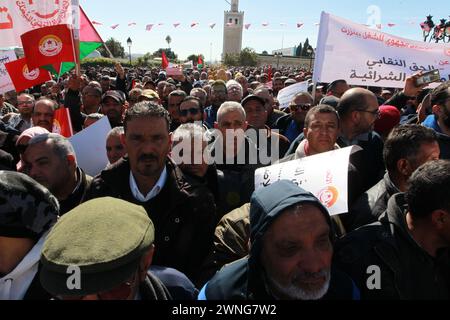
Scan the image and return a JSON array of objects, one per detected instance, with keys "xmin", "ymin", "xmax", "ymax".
[
  {"xmin": 226, "ymin": 80, "xmax": 243, "ymax": 92},
  {"xmin": 217, "ymin": 101, "xmax": 246, "ymax": 123},
  {"xmin": 85, "ymin": 113, "xmax": 104, "ymax": 121},
  {"xmin": 28, "ymin": 133, "xmax": 76, "ymax": 163},
  {"xmin": 107, "ymin": 126, "xmax": 124, "ymax": 139}
]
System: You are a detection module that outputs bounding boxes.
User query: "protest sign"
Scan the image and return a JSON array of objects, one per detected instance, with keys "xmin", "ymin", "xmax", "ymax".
[
  {"xmin": 69, "ymin": 116, "xmax": 111, "ymax": 176},
  {"xmin": 276, "ymin": 81, "xmax": 308, "ymax": 110},
  {"xmin": 0, "ymin": 50, "xmax": 16, "ymax": 94},
  {"xmin": 313, "ymin": 12, "xmax": 450, "ymax": 88},
  {"xmin": 254, "ymin": 146, "xmax": 356, "ymax": 215}
]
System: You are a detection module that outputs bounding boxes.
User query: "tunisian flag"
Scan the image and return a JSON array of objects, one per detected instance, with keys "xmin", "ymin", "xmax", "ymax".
[
  {"xmin": 53, "ymin": 107, "xmax": 74, "ymax": 138},
  {"xmin": 5, "ymin": 58, "xmax": 52, "ymax": 93},
  {"xmin": 21, "ymin": 24, "xmax": 76, "ymax": 73},
  {"xmin": 161, "ymin": 51, "xmax": 169, "ymax": 69}
]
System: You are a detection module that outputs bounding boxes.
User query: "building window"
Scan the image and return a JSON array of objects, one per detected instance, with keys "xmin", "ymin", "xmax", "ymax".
[
  {"xmin": 235, "ymin": 19, "xmax": 238, "ymax": 25},
  {"xmin": 229, "ymin": 18, "xmax": 232, "ymax": 23}
]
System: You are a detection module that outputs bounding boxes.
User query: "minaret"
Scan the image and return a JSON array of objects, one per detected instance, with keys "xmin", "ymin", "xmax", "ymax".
[{"xmin": 222, "ymin": 0, "xmax": 244, "ymax": 59}]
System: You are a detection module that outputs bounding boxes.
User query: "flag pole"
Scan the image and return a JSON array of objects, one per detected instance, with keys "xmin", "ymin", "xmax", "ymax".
[{"xmin": 71, "ymin": 0, "xmax": 81, "ymax": 76}]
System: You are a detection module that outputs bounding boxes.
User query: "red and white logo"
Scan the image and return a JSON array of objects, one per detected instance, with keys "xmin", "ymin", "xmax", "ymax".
[
  {"xmin": 22, "ymin": 64, "xmax": 40, "ymax": 81},
  {"xmin": 317, "ymin": 186, "xmax": 339, "ymax": 208},
  {"xmin": 16, "ymin": 0, "xmax": 70, "ymax": 28},
  {"xmin": 39, "ymin": 35, "xmax": 63, "ymax": 57}
]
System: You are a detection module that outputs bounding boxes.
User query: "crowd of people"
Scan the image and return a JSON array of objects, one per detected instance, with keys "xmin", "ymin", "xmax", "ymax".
[{"xmin": 0, "ymin": 61, "xmax": 449, "ymax": 300}]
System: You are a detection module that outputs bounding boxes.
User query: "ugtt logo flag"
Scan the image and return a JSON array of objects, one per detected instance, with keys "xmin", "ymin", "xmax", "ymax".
[
  {"xmin": 4, "ymin": 58, "xmax": 52, "ymax": 93},
  {"xmin": 20, "ymin": 24, "xmax": 76, "ymax": 73}
]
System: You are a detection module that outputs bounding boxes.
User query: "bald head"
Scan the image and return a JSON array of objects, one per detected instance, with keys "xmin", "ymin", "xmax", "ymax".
[{"xmin": 337, "ymin": 88, "xmax": 378, "ymax": 117}]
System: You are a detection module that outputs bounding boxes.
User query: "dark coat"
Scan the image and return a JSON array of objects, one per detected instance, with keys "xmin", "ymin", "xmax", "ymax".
[
  {"xmin": 335, "ymin": 193, "xmax": 450, "ymax": 299},
  {"xmin": 85, "ymin": 157, "xmax": 217, "ymax": 283},
  {"xmin": 349, "ymin": 173, "xmax": 400, "ymax": 230}
]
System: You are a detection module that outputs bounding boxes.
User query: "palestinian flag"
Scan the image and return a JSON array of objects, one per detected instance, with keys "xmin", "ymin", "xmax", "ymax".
[
  {"xmin": 59, "ymin": 6, "xmax": 103, "ymax": 75},
  {"xmin": 197, "ymin": 56, "xmax": 203, "ymax": 70}
]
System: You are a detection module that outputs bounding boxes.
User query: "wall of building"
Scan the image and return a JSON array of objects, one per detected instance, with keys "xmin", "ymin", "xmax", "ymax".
[{"xmin": 257, "ymin": 54, "xmax": 315, "ymax": 69}]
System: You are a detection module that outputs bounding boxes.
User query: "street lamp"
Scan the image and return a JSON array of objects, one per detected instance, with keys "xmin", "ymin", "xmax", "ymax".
[
  {"xmin": 274, "ymin": 52, "xmax": 283, "ymax": 69},
  {"xmin": 127, "ymin": 37, "xmax": 132, "ymax": 65},
  {"xmin": 307, "ymin": 47, "xmax": 315, "ymax": 71}
]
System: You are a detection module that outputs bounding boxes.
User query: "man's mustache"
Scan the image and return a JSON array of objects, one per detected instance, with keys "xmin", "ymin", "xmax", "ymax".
[{"xmin": 138, "ymin": 154, "xmax": 158, "ymax": 162}]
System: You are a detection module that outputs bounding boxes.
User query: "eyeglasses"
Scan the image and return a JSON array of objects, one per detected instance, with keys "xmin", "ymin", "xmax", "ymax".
[
  {"xmin": 179, "ymin": 108, "xmax": 201, "ymax": 117},
  {"xmin": 356, "ymin": 109, "xmax": 381, "ymax": 118},
  {"xmin": 18, "ymin": 101, "xmax": 33, "ymax": 105},
  {"xmin": 290, "ymin": 104, "xmax": 312, "ymax": 112}
]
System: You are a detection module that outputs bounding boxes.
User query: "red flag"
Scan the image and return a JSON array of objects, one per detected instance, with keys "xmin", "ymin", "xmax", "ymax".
[
  {"xmin": 53, "ymin": 107, "xmax": 73, "ymax": 138},
  {"xmin": 21, "ymin": 24, "xmax": 75, "ymax": 73},
  {"xmin": 5, "ymin": 58, "xmax": 52, "ymax": 93},
  {"xmin": 161, "ymin": 51, "xmax": 169, "ymax": 69},
  {"xmin": 198, "ymin": 56, "xmax": 203, "ymax": 65}
]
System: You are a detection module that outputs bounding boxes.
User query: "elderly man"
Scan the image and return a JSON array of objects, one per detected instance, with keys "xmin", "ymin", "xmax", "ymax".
[
  {"xmin": 199, "ymin": 180, "xmax": 359, "ymax": 300},
  {"xmin": 350, "ymin": 124, "xmax": 440, "ymax": 229},
  {"xmin": 39, "ymin": 197, "xmax": 171, "ymax": 300},
  {"xmin": 0, "ymin": 93, "xmax": 17, "ymax": 116},
  {"xmin": 335, "ymin": 160, "xmax": 450, "ymax": 299},
  {"xmin": 86, "ymin": 101, "xmax": 216, "ymax": 283},
  {"xmin": 31, "ymin": 98, "xmax": 56, "ymax": 133},
  {"xmin": 106, "ymin": 126, "xmax": 126, "ymax": 165},
  {"xmin": 0, "ymin": 171, "xmax": 59, "ymax": 300},
  {"xmin": 210, "ymin": 101, "xmax": 265, "ymax": 211},
  {"xmin": 22, "ymin": 133, "xmax": 92, "ymax": 215},
  {"xmin": 226, "ymin": 80, "xmax": 243, "ymax": 102},
  {"xmin": 275, "ymin": 92, "xmax": 314, "ymax": 142}
]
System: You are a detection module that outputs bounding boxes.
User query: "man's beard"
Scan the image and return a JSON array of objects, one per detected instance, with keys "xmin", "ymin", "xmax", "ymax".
[
  {"xmin": 442, "ymin": 107, "xmax": 450, "ymax": 129},
  {"xmin": 266, "ymin": 268, "xmax": 331, "ymax": 300}
]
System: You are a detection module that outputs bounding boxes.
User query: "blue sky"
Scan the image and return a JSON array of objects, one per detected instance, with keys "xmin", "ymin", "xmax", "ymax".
[{"xmin": 80, "ymin": 0, "xmax": 444, "ymax": 61}]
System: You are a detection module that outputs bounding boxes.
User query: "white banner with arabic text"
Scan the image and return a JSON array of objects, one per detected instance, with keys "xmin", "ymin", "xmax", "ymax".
[{"xmin": 313, "ymin": 12, "xmax": 450, "ymax": 88}]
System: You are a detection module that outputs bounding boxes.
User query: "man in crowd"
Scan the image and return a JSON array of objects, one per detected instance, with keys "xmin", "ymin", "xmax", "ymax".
[
  {"xmin": 101, "ymin": 90, "xmax": 125, "ymax": 128},
  {"xmin": 86, "ymin": 101, "xmax": 216, "ymax": 283},
  {"xmin": 335, "ymin": 160, "xmax": 450, "ymax": 299},
  {"xmin": 253, "ymin": 86, "xmax": 286, "ymax": 129},
  {"xmin": 178, "ymin": 96, "xmax": 205, "ymax": 126},
  {"xmin": 226, "ymin": 80, "xmax": 243, "ymax": 103},
  {"xmin": 31, "ymin": 98, "xmax": 56, "ymax": 133},
  {"xmin": 275, "ymin": 92, "xmax": 314, "ymax": 143},
  {"xmin": 204, "ymin": 80, "xmax": 228, "ymax": 128},
  {"xmin": 350, "ymin": 124, "xmax": 440, "ymax": 229},
  {"xmin": 22, "ymin": 133, "xmax": 92, "ymax": 215},
  {"xmin": 199, "ymin": 180, "xmax": 359, "ymax": 300},
  {"xmin": 39, "ymin": 197, "xmax": 172, "ymax": 300},
  {"xmin": 241, "ymin": 94, "xmax": 290, "ymax": 160},
  {"xmin": 167, "ymin": 90, "xmax": 186, "ymax": 131},
  {"xmin": 0, "ymin": 171, "xmax": 59, "ymax": 300},
  {"xmin": 106, "ymin": 126, "xmax": 126, "ymax": 165},
  {"xmin": 422, "ymin": 81, "xmax": 450, "ymax": 159},
  {"xmin": 2, "ymin": 93, "xmax": 34, "ymax": 133}
]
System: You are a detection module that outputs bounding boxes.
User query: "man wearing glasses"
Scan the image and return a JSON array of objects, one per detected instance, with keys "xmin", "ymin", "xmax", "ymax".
[
  {"xmin": 178, "ymin": 96, "xmax": 205, "ymax": 127},
  {"xmin": 274, "ymin": 92, "xmax": 314, "ymax": 143},
  {"xmin": 336, "ymin": 88, "xmax": 384, "ymax": 190},
  {"xmin": 2, "ymin": 93, "xmax": 34, "ymax": 133}
]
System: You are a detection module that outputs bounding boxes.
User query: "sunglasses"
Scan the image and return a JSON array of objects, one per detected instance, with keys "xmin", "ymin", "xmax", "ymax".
[
  {"xmin": 179, "ymin": 108, "xmax": 201, "ymax": 117},
  {"xmin": 290, "ymin": 104, "xmax": 312, "ymax": 111}
]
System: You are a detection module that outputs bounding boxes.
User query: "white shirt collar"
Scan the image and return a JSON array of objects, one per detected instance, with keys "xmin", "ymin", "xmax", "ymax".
[{"xmin": 129, "ymin": 166, "xmax": 168, "ymax": 202}]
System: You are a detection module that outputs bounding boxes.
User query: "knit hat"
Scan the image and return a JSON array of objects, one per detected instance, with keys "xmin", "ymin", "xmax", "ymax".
[
  {"xmin": 0, "ymin": 171, "xmax": 59, "ymax": 240},
  {"xmin": 40, "ymin": 197, "xmax": 155, "ymax": 296}
]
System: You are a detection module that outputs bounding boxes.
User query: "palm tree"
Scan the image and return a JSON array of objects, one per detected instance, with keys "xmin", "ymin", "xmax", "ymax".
[{"xmin": 165, "ymin": 35, "xmax": 172, "ymax": 49}]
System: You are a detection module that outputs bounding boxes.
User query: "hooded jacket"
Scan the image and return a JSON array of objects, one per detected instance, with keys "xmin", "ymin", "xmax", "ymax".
[
  {"xmin": 335, "ymin": 193, "xmax": 450, "ymax": 299},
  {"xmin": 200, "ymin": 180, "xmax": 359, "ymax": 300}
]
